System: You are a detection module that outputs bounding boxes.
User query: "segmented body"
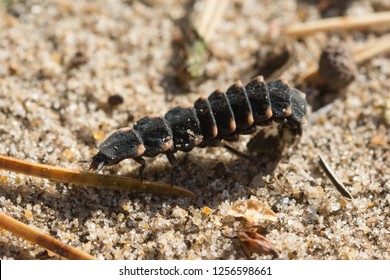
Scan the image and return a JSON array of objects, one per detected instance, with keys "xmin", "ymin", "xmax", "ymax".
[{"xmin": 89, "ymin": 76, "xmax": 307, "ymax": 178}]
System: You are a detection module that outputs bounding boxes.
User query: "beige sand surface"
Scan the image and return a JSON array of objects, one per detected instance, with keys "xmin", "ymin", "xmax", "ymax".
[{"xmin": 0, "ymin": 0, "xmax": 388, "ymax": 259}]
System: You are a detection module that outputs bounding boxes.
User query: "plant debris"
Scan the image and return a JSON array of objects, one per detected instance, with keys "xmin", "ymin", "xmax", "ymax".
[
  {"xmin": 237, "ymin": 230, "xmax": 279, "ymax": 259},
  {"xmin": 0, "ymin": 155, "xmax": 195, "ymax": 197},
  {"xmin": 228, "ymin": 196, "xmax": 278, "ymax": 225}
]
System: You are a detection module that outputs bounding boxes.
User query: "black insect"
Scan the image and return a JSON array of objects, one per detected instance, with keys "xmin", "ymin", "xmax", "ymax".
[{"xmin": 87, "ymin": 76, "xmax": 307, "ymax": 182}]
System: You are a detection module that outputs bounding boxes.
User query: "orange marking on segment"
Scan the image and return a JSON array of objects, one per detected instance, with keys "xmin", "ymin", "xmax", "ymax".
[
  {"xmin": 148, "ymin": 113, "xmax": 160, "ymax": 119},
  {"xmin": 255, "ymin": 76, "xmax": 265, "ymax": 83},
  {"xmin": 179, "ymin": 104, "xmax": 192, "ymax": 109},
  {"xmin": 136, "ymin": 144, "xmax": 146, "ymax": 157},
  {"xmin": 215, "ymin": 87, "xmax": 224, "ymax": 94},
  {"xmin": 211, "ymin": 125, "xmax": 218, "ymax": 138},
  {"xmin": 247, "ymin": 113, "xmax": 254, "ymax": 126},
  {"xmin": 229, "ymin": 119, "xmax": 237, "ymax": 132},
  {"xmin": 235, "ymin": 80, "xmax": 244, "ymax": 88},
  {"xmin": 284, "ymin": 106, "xmax": 292, "ymax": 117},
  {"xmin": 265, "ymin": 106, "xmax": 273, "ymax": 119},
  {"xmin": 161, "ymin": 139, "xmax": 173, "ymax": 152},
  {"xmin": 280, "ymin": 79, "xmax": 289, "ymax": 86}
]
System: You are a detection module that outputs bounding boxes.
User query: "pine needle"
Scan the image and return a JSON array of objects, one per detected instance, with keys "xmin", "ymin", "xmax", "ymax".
[
  {"xmin": 285, "ymin": 11, "xmax": 390, "ymax": 37},
  {"xmin": 0, "ymin": 155, "xmax": 195, "ymax": 197},
  {"xmin": 0, "ymin": 212, "xmax": 96, "ymax": 260}
]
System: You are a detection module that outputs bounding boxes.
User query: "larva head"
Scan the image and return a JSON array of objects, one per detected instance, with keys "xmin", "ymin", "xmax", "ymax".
[{"xmin": 89, "ymin": 128, "xmax": 145, "ymax": 172}]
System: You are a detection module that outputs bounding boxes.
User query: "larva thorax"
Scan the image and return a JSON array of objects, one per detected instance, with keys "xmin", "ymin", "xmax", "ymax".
[{"xmin": 88, "ymin": 76, "xmax": 307, "ymax": 176}]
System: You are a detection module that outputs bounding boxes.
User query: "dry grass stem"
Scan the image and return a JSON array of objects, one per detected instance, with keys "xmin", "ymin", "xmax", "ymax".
[
  {"xmin": 0, "ymin": 212, "xmax": 96, "ymax": 260},
  {"xmin": 194, "ymin": 0, "xmax": 230, "ymax": 43},
  {"xmin": 285, "ymin": 11, "xmax": 390, "ymax": 37},
  {"xmin": 353, "ymin": 34, "xmax": 390, "ymax": 63},
  {"xmin": 318, "ymin": 154, "xmax": 353, "ymax": 200},
  {"xmin": 0, "ymin": 155, "xmax": 195, "ymax": 197}
]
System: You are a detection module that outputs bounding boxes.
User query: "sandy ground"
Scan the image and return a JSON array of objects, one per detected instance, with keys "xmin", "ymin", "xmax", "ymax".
[{"xmin": 0, "ymin": 0, "xmax": 389, "ymax": 259}]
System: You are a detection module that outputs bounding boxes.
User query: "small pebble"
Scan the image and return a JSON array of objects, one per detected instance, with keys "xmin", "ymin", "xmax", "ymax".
[
  {"xmin": 107, "ymin": 94, "xmax": 124, "ymax": 106},
  {"xmin": 24, "ymin": 209, "xmax": 33, "ymax": 219},
  {"xmin": 1, "ymin": 175, "xmax": 8, "ymax": 183},
  {"xmin": 319, "ymin": 40, "xmax": 358, "ymax": 90}
]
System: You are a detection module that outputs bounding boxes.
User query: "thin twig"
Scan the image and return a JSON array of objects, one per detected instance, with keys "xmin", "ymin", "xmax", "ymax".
[
  {"xmin": 285, "ymin": 11, "xmax": 390, "ymax": 37},
  {"xmin": 0, "ymin": 155, "xmax": 195, "ymax": 197},
  {"xmin": 318, "ymin": 154, "xmax": 353, "ymax": 200},
  {"xmin": 0, "ymin": 212, "xmax": 96, "ymax": 260}
]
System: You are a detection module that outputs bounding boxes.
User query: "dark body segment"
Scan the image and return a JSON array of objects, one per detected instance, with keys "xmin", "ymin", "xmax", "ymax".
[
  {"xmin": 288, "ymin": 88, "xmax": 307, "ymax": 124},
  {"xmin": 245, "ymin": 76, "xmax": 272, "ymax": 125},
  {"xmin": 194, "ymin": 96, "xmax": 218, "ymax": 140},
  {"xmin": 88, "ymin": 76, "xmax": 307, "ymax": 181},
  {"xmin": 208, "ymin": 89, "xmax": 236, "ymax": 136},
  {"xmin": 267, "ymin": 80, "xmax": 292, "ymax": 122},
  {"xmin": 133, "ymin": 116, "xmax": 173, "ymax": 157},
  {"xmin": 164, "ymin": 106, "xmax": 203, "ymax": 152},
  {"xmin": 226, "ymin": 81, "xmax": 254, "ymax": 132}
]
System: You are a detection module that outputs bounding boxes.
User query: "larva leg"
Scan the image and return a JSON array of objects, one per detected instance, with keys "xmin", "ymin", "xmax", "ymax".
[
  {"xmin": 204, "ymin": 138, "xmax": 254, "ymax": 161},
  {"xmin": 134, "ymin": 157, "xmax": 146, "ymax": 182},
  {"xmin": 166, "ymin": 152, "xmax": 179, "ymax": 187},
  {"xmin": 222, "ymin": 143, "xmax": 255, "ymax": 162}
]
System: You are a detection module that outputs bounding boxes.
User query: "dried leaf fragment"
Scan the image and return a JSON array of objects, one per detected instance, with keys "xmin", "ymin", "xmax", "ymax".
[
  {"xmin": 228, "ymin": 196, "xmax": 277, "ymax": 225},
  {"xmin": 370, "ymin": 132, "xmax": 387, "ymax": 147},
  {"xmin": 237, "ymin": 231, "xmax": 279, "ymax": 258}
]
